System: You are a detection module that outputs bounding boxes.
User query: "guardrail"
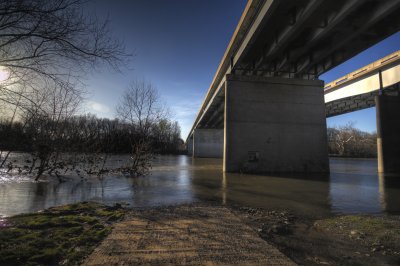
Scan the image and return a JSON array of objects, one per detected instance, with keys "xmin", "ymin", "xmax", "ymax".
[{"xmin": 324, "ymin": 50, "xmax": 400, "ymax": 92}]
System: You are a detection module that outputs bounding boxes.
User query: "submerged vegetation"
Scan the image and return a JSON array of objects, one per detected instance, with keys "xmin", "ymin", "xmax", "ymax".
[
  {"xmin": 0, "ymin": 202, "xmax": 125, "ymax": 266},
  {"xmin": 0, "ymin": 111, "xmax": 182, "ymax": 180}
]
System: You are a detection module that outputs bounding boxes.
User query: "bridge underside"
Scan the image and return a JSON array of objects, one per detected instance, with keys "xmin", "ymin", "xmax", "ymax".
[
  {"xmin": 188, "ymin": 0, "xmax": 400, "ymax": 174},
  {"xmin": 326, "ymin": 83, "xmax": 400, "ymax": 117},
  {"xmin": 232, "ymin": 0, "xmax": 400, "ymax": 80}
]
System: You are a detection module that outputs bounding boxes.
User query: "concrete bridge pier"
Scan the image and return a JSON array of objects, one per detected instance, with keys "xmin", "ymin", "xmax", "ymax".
[
  {"xmin": 187, "ymin": 137, "xmax": 193, "ymax": 156},
  {"xmin": 375, "ymin": 95, "xmax": 400, "ymax": 173},
  {"xmin": 192, "ymin": 128, "xmax": 223, "ymax": 158},
  {"xmin": 223, "ymin": 74, "xmax": 329, "ymax": 173}
]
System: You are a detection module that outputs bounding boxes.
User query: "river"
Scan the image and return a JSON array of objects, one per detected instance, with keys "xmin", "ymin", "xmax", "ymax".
[{"xmin": 0, "ymin": 156, "xmax": 399, "ymax": 218}]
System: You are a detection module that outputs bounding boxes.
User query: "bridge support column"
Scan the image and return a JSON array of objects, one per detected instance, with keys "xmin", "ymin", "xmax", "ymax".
[
  {"xmin": 187, "ymin": 137, "xmax": 193, "ymax": 156},
  {"xmin": 375, "ymin": 95, "xmax": 400, "ymax": 173},
  {"xmin": 223, "ymin": 74, "xmax": 329, "ymax": 173},
  {"xmin": 193, "ymin": 129, "xmax": 223, "ymax": 158}
]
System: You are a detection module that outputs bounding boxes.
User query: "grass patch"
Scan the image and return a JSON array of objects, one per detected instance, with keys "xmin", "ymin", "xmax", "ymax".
[
  {"xmin": 315, "ymin": 215, "xmax": 400, "ymax": 252},
  {"xmin": 0, "ymin": 202, "xmax": 125, "ymax": 266}
]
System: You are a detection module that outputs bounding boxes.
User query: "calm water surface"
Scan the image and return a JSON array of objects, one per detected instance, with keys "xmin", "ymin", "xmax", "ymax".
[{"xmin": 0, "ymin": 156, "xmax": 399, "ymax": 217}]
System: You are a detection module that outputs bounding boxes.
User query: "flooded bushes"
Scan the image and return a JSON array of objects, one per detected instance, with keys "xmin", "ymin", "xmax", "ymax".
[{"xmin": 0, "ymin": 114, "xmax": 182, "ymax": 179}]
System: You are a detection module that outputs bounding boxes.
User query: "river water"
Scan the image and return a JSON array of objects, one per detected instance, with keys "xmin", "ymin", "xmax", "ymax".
[{"xmin": 0, "ymin": 156, "xmax": 399, "ymax": 218}]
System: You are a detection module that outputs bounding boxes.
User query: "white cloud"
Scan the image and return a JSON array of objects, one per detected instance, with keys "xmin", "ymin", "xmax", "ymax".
[{"xmin": 86, "ymin": 100, "xmax": 111, "ymax": 115}]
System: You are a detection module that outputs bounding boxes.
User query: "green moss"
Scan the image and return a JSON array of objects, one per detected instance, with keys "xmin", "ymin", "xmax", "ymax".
[
  {"xmin": 0, "ymin": 202, "xmax": 125, "ymax": 266},
  {"xmin": 95, "ymin": 208, "xmax": 125, "ymax": 221},
  {"xmin": 28, "ymin": 247, "xmax": 63, "ymax": 265},
  {"xmin": 107, "ymin": 212, "xmax": 125, "ymax": 221}
]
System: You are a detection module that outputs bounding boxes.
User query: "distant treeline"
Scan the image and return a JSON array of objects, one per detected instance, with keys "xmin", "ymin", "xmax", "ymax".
[
  {"xmin": 0, "ymin": 114, "xmax": 182, "ymax": 155},
  {"xmin": 327, "ymin": 123, "xmax": 377, "ymax": 158}
]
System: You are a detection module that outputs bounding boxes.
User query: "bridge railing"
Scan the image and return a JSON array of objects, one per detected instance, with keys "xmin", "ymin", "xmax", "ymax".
[{"xmin": 324, "ymin": 50, "xmax": 400, "ymax": 92}]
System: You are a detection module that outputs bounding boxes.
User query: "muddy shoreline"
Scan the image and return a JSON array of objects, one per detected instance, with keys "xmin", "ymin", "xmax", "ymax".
[{"xmin": 228, "ymin": 204, "xmax": 400, "ymax": 266}]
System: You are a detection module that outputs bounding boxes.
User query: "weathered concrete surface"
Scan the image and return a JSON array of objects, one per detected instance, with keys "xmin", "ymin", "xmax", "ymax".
[
  {"xmin": 376, "ymin": 95, "xmax": 400, "ymax": 173},
  {"xmin": 83, "ymin": 206, "xmax": 295, "ymax": 265},
  {"xmin": 187, "ymin": 137, "xmax": 193, "ymax": 156},
  {"xmin": 224, "ymin": 74, "xmax": 329, "ymax": 173},
  {"xmin": 193, "ymin": 129, "xmax": 223, "ymax": 158}
]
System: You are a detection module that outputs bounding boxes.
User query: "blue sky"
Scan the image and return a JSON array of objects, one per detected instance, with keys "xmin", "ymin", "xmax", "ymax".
[{"xmin": 83, "ymin": 0, "xmax": 400, "ymax": 138}]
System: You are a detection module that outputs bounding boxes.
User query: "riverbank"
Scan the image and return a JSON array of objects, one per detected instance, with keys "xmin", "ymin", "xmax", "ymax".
[{"xmin": 1, "ymin": 202, "xmax": 399, "ymax": 265}]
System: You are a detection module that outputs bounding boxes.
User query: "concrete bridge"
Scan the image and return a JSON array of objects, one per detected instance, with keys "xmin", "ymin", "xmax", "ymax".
[
  {"xmin": 187, "ymin": 0, "xmax": 400, "ymax": 174},
  {"xmin": 325, "ymin": 50, "xmax": 400, "ymax": 173}
]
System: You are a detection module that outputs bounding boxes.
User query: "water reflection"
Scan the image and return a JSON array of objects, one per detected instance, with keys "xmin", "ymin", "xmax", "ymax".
[
  {"xmin": 378, "ymin": 172, "xmax": 400, "ymax": 213},
  {"xmin": 191, "ymin": 166, "xmax": 332, "ymax": 218},
  {"xmin": 0, "ymin": 156, "xmax": 399, "ymax": 217}
]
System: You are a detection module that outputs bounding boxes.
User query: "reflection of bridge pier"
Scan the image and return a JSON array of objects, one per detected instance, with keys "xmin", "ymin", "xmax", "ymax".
[
  {"xmin": 378, "ymin": 172, "xmax": 400, "ymax": 213},
  {"xmin": 376, "ymin": 95, "xmax": 400, "ymax": 173}
]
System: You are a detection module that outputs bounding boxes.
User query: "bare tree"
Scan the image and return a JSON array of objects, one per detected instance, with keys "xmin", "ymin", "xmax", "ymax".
[
  {"xmin": 327, "ymin": 122, "xmax": 377, "ymax": 157},
  {"xmin": 117, "ymin": 79, "xmax": 167, "ymax": 135},
  {"xmin": 22, "ymin": 78, "xmax": 83, "ymax": 180},
  {"xmin": 0, "ymin": 0, "xmax": 128, "ymax": 120},
  {"xmin": 0, "ymin": 0, "xmax": 129, "ymax": 175},
  {"xmin": 116, "ymin": 79, "xmax": 168, "ymax": 176},
  {"xmin": 0, "ymin": 0, "xmax": 126, "ymax": 81}
]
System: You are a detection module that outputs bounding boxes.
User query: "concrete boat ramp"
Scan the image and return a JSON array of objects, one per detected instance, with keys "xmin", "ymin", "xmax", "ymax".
[{"xmin": 83, "ymin": 205, "xmax": 295, "ymax": 265}]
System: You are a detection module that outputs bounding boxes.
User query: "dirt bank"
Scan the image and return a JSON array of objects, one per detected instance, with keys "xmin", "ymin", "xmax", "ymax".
[{"xmin": 232, "ymin": 206, "xmax": 400, "ymax": 265}]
